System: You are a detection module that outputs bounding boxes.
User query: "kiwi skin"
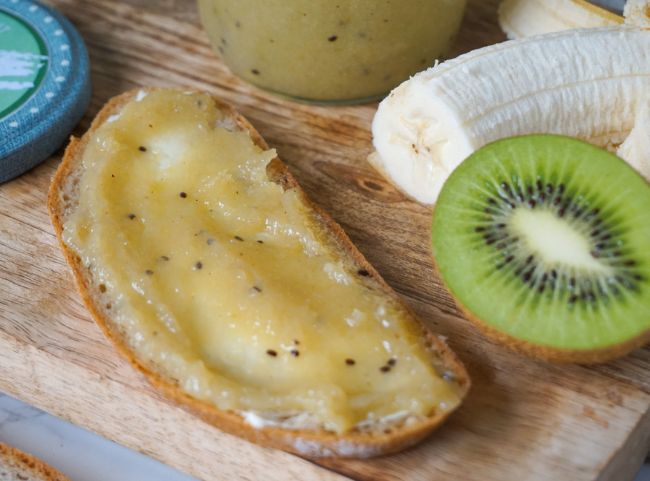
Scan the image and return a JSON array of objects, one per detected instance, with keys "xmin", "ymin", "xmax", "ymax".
[{"xmin": 430, "ymin": 135, "xmax": 650, "ymax": 365}]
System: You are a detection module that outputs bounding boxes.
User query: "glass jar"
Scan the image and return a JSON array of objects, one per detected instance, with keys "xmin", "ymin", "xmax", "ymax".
[{"xmin": 197, "ymin": 0, "xmax": 467, "ymax": 103}]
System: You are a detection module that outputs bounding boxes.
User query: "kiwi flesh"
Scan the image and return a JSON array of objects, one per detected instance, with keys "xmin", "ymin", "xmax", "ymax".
[{"xmin": 431, "ymin": 135, "xmax": 650, "ymax": 363}]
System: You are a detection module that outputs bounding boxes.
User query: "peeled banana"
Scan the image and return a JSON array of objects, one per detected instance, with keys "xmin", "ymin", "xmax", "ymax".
[
  {"xmin": 499, "ymin": 0, "xmax": 650, "ymax": 39},
  {"xmin": 498, "ymin": 0, "xmax": 622, "ymax": 39},
  {"xmin": 624, "ymin": 0, "xmax": 650, "ymax": 26},
  {"xmin": 370, "ymin": 27, "xmax": 650, "ymax": 204},
  {"xmin": 618, "ymin": 97, "xmax": 650, "ymax": 181}
]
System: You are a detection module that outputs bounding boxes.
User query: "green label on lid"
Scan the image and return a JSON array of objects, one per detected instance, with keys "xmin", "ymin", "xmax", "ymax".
[{"xmin": 0, "ymin": 10, "xmax": 48, "ymax": 118}]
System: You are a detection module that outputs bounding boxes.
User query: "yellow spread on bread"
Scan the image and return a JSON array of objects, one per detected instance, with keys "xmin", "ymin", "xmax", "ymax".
[{"xmin": 62, "ymin": 89, "xmax": 461, "ymax": 433}]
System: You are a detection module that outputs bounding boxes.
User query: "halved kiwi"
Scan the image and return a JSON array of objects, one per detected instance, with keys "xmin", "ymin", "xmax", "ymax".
[{"xmin": 431, "ymin": 135, "xmax": 650, "ymax": 363}]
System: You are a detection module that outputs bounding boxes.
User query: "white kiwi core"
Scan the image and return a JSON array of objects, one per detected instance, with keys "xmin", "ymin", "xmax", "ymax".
[{"xmin": 510, "ymin": 208, "xmax": 611, "ymax": 275}]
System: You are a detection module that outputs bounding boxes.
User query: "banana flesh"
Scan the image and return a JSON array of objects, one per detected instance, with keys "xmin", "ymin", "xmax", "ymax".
[
  {"xmin": 499, "ymin": 0, "xmax": 650, "ymax": 39},
  {"xmin": 498, "ymin": 0, "xmax": 622, "ymax": 39},
  {"xmin": 624, "ymin": 0, "xmax": 650, "ymax": 26},
  {"xmin": 370, "ymin": 27, "xmax": 650, "ymax": 205},
  {"xmin": 618, "ymin": 97, "xmax": 650, "ymax": 181}
]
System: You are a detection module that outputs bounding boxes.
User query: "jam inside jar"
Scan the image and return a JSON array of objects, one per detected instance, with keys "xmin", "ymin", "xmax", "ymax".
[{"xmin": 198, "ymin": 0, "xmax": 467, "ymax": 103}]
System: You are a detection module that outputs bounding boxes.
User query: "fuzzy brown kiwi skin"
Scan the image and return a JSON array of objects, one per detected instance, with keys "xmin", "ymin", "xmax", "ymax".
[{"xmin": 430, "ymin": 206, "xmax": 650, "ymax": 365}]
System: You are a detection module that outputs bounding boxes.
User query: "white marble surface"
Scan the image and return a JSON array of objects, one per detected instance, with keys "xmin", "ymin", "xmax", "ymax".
[
  {"xmin": 0, "ymin": 392, "xmax": 647, "ymax": 481},
  {"xmin": 0, "ymin": 393, "xmax": 196, "ymax": 481}
]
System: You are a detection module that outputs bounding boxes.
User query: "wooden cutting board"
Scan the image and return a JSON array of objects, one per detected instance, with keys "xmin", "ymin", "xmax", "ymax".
[{"xmin": 1, "ymin": 1, "xmax": 648, "ymax": 480}]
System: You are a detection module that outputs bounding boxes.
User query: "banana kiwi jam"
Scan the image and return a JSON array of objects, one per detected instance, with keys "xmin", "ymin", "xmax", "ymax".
[
  {"xmin": 62, "ymin": 89, "xmax": 464, "ymax": 433},
  {"xmin": 432, "ymin": 135, "xmax": 650, "ymax": 360},
  {"xmin": 197, "ymin": 0, "xmax": 467, "ymax": 102}
]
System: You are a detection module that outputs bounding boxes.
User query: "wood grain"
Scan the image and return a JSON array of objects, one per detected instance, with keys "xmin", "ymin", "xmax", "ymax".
[{"xmin": 0, "ymin": 0, "xmax": 648, "ymax": 480}]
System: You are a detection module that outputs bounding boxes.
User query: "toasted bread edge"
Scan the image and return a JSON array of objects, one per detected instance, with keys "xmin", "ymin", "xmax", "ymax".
[
  {"xmin": 0, "ymin": 443, "xmax": 70, "ymax": 481},
  {"xmin": 47, "ymin": 87, "xmax": 470, "ymax": 458}
]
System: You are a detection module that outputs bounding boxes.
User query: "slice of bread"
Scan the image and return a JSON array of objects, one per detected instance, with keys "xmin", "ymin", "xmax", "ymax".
[
  {"xmin": 48, "ymin": 88, "xmax": 470, "ymax": 458},
  {"xmin": 0, "ymin": 444, "xmax": 69, "ymax": 481}
]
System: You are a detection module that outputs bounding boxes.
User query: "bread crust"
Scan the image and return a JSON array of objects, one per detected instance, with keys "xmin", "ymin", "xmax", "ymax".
[
  {"xmin": 0, "ymin": 443, "xmax": 70, "ymax": 481},
  {"xmin": 48, "ymin": 88, "xmax": 470, "ymax": 458}
]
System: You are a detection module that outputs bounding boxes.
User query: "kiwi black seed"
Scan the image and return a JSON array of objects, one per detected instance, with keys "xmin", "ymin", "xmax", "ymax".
[{"xmin": 431, "ymin": 135, "xmax": 650, "ymax": 363}]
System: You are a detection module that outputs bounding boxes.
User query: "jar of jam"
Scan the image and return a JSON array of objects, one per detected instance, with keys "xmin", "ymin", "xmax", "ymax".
[{"xmin": 198, "ymin": 0, "xmax": 467, "ymax": 103}]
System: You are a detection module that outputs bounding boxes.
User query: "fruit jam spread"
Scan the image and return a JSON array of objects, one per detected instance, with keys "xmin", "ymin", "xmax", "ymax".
[{"xmin": 62, "ymin": 89, "xmax": 462, "ymax": 432}]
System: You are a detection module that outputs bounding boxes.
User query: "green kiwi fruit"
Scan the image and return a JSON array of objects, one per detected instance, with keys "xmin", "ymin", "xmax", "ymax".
[{"xmin": 431, "ymin": 135, "xmax": 650, "ymax": 363}]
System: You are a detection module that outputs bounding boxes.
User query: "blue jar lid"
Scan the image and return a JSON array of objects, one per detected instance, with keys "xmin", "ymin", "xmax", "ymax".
[{"xmin": 0, "ymin": 0, "xmax": 90, "ymax": 183}]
